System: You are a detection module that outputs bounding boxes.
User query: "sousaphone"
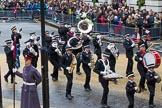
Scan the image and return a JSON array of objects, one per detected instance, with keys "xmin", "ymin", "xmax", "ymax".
[{"xmin": 77, "ymin": 20, "xmax": 92, "ymax": 34}]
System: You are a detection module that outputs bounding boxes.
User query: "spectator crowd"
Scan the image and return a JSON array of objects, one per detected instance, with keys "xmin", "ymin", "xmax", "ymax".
[{"xmin": 0, "ymin": 0, "xmax": 162, "ymax": 38}]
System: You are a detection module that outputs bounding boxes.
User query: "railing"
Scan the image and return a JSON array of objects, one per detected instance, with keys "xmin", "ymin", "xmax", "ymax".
[{"xmin": 0, "ymin": 10, "xmax": 161, "ymax": 39}]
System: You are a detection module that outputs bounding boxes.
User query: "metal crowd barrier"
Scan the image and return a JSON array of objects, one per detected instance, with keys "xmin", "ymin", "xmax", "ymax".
[
  {"xmin": 48, "ymin": 12, "xmax": 161, "ymax": 39},
  {"xmin": 0, "ymin": 10, "xmax": 33, "ymax": 20},
  {"xmin": 0, "ymin": 10, "xmax": 161, "ymax": 39}
]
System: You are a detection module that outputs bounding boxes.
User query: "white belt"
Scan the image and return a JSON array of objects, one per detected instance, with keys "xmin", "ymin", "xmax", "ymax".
[{"xmin": 23, "ymin": 81, "xmax": 35, "ymax": 85}]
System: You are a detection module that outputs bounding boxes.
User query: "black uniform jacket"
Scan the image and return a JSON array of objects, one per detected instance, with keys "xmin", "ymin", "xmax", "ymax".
[{"xmin": 123, "ymin": 39, "xmax": 134, "ymax": 58}]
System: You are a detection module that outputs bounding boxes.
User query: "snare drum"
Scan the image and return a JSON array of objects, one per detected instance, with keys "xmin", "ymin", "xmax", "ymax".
[{"xmin": 143, "ymin": 51, "xmax": 161, "ymax": 68}]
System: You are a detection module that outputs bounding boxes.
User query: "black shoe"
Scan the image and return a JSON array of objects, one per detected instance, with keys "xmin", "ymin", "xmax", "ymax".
[
  {"xmin": 140, "ymin": 88, "xmax": 147, "ymax": 92},
  {"xmin": 4, "ymin": 76, "xmax": 8, "ymax": 82},
  {"xmin": 76, "ymin": 72, "xmax": 81, "ymax": 75},
  {"xmin": 85, "ymin": 88, "xmax": 92, "ymax": 92},
  {"xmin": 52, "ymin": 77, "xmax": 58, "ymax": 81},
  {"xmin": 66, "ymin": 94, "xmax": 72, "ymax": 100},
  {"xmin": 70, "ymin": 95, "xmax": 74, "ymax": 98},
  {"xmin": 11, "ymin": 82, "xmax": 17, "ymax": 84},
  {"xmin": 101, "ymin": 104, "xmax": 111, "ymax": 108},
  {"xmin": 149, "ymin": 104, "xmax": 155, "ymax": 108}
]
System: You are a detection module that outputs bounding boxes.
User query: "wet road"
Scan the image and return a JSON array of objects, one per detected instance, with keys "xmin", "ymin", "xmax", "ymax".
[{"xmin": 0, "ymin": 21, "xmax": 162, "ymax": 108}]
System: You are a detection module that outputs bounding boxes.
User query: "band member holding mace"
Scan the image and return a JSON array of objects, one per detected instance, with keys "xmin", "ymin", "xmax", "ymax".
[{"xmin": 13, "ymin": 53, "xmax": 42, "ymax": 108}]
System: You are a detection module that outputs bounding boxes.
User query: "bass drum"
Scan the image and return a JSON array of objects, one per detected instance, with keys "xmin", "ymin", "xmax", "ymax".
[{"xmin": 143, "ymin": 51, "xmax": 161, "ymax": 68}]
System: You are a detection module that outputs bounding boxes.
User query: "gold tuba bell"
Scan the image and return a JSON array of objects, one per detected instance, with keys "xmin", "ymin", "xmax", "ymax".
[{"xmin": 77, "ymin": 20, "xmax": 92, "ymax": 33}]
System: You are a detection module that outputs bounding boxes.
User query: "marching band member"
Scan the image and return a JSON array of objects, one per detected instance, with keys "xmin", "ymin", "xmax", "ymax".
[
  {"xmin": 67, "ymin": 26, "xmax": 75, "ymax": 39},
  {"xmin": 105, "ymin": 43, "xmax": 119, "ymax": 84},
  {"xmin": 58, "ymin": 23, "xmax": 69, "ymax": 54},
  {"xmin": 29, "ymin": 32, "xmax": 39, "ymax": 68},
  {"xmin": 4, "ymin": 39, "xmax": 15, "ymax": 83},
  {"xmin": 139, "ymin": 35, "xmax": 149, "ymax": 50},
  {"xmin": 134, "ymin": 43, "xmax": 147, "ymax": 92},
  {"xmin": 93, "ymin": 35, "xmax": 103, "ymax": 61},
  {"xmin": 123, "ymin": 34, "xmax": 135, "ymax": 76},
  {"xmin": 68, "ymin": 32, "xmax": 83, "ymax": 75},
  {"xmin": 49, "ymin": 41, "xmax": 62, "ymax": 81},
  {"xmin": 126, "ymin": 72, "xmax": 138, "ymax": 108},
  {"xmin": 60, "ymin": 46, "xmax": 76, "ymax": 100},
  {"xmin": 146, "ymin": 67, "xmax": 159, "ymax": 108},
  {"xmin": 13, "ymin": 53, "xmax": 42, "ymax": 108},
  {"xmin": 81, "ymin": 45, "xmax": 92, "ymax": 91},
  {"xmin": 23, "ymin": 40, "xmax": 38, "ymax": 68},
  {"xmin": 44, "ymin": 31, "xmax": 52, "ymax": 50},
  {"xmin": 11, "ymin": 26, "xmax": 22, "ymax": 55},
  {"xmin": 93, "ymin": 51, "xmax": 111, "ymax": 108},
  {"xmin": 81, "ymin": 33, "xmax": 92, "ymax": 47}
]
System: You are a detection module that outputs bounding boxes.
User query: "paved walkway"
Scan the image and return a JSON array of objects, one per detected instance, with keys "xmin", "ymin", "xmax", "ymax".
[{"xmin": 0, "ymin": 53, "xmax": 162, "ymax": 108}]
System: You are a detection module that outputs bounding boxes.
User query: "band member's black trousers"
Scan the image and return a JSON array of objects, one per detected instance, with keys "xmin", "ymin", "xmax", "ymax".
[
  {"xmin": 137, "ymin": 64, "xmax": 147, "ymax": 89},
  {"xmin": 76, "ymin": 57, "xmax": 81, "ymax": 73},
  {"xmin": 82, "ymin": 65, "xmax": 91, "ymax": 89},
  {"xmin": 50, "ymin": 59, "xmax": 59, "ymax": 79},
  {"xmin": 73, "ymin": 48, "xmax": 82, "ymax": 73},
  {"xmin": 31, "ymin": 57, "xmax": 38, "ymax": 68},
  {"xmin": 65, "ymin": 73, "xmax": 73, "ymax": 96},
  {"xmin": 109, "ymin": 60, "xmax": 116, "ymax": 72},
  {"xmin": 62, "ymin": 42, "xmax": 67, "ymax": 54},
  {"xmin": 126, "ymin": 93, "xmax": 134, "ymax": 108},
  {"xmin": 147, "ymin": 84, "xmax": 155, "ymax": 105},
  {"xmin": 5, "ymin": 62, "xmax": 14, "ymax": 82},
  {"xmin": 100, "ymin": 78, "xmax": 109, "ymax": 105},
  {"xmin": 126, "ymin": 58, "xmax": 133, "ymax": 75}
]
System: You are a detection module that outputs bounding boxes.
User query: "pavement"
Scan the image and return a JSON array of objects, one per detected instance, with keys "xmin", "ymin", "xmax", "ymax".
[{"xmin": 0, "ymin": 21, "xmax": 162, "ymax": 108}]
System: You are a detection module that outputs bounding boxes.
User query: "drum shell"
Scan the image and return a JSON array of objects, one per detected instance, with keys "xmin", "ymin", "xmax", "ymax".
[{"xmin": 143, "ymin": 51, "xmax": 161, "ymax": 68}]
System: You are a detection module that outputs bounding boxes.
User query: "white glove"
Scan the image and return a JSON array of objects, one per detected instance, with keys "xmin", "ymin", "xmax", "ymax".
[
  {"xmin": 154, "ymin": 76, "xmax": 159, "ymax": 79},
  {"xmin": 88, "ymin": 63, "xmax": 91, "ymax": 67},
  {"xmin": 11, "ymin": 46, "xmax": 14, "ymax": 50},
  {"xmin": 12, "ymin": 68, "xmax": 17, "ymax": 73},
  {"xmin": 108, "ymin": 70, "xmax": 113, "ymax": 74},
  {"xmin": 131, "ymin": 43, "xmax": 135, "ymax": 47},
  {"xmin": 34, "ymin": 40, "xmax": 38, "ymax": 45},
  {"xmin": 100, "ymin": 71, "xmax": 108, "ymax": 76},
  {"xmin": 34, "ymin": 52, "xmax": 38, "ymax": 56},
  {"xmin": 55, "ymin": 48, "xmax": 59, "ymax": 52},
  {"xmin": 139, "ymin": 57, "xmax": 142, "ymax": 61},
  {"xmin": 66, "ymin": 67, "xmax": 71, "ymax": 71},
  {"xmin": 134, "ymin": 87, "xmax": 138, "ymax": 90},
  {"xmin": 29, "ymin": 47, "xmax": 34, "ymax": 53}
]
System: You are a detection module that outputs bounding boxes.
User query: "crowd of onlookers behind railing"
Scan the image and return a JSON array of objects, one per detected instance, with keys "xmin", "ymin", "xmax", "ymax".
[{"xmin": 0, "ymin": 0, "xmax": 162, "ymax": 38}]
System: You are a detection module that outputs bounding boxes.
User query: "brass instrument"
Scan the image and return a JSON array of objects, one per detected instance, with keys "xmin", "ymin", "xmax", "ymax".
[
  {"xmin": 77, "ymin": 20, "xmax": 92, "ymax": 33},
  {"xmin": 69, "ymin": 54, "xmax": 76, "ymax": 74},
  {"xmin": 52, "ymin": 42, "xmax": 62, "ymax": 57},
  {"xmin": 67, "ymin": 37, "xmax": 83, "ymax": 50},
  {"xmin": 90, "ymin": 51, "xmax": 95, "ymax": 69},
  {"xmin": 107, "ymin": 43, "xmax": 119, "ymax": 59}
]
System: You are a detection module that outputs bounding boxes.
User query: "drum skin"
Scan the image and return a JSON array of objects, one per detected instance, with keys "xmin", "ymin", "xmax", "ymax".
[{"xmin": 143, "ymin": 51, "xmax": 161, "ymax": 68}]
